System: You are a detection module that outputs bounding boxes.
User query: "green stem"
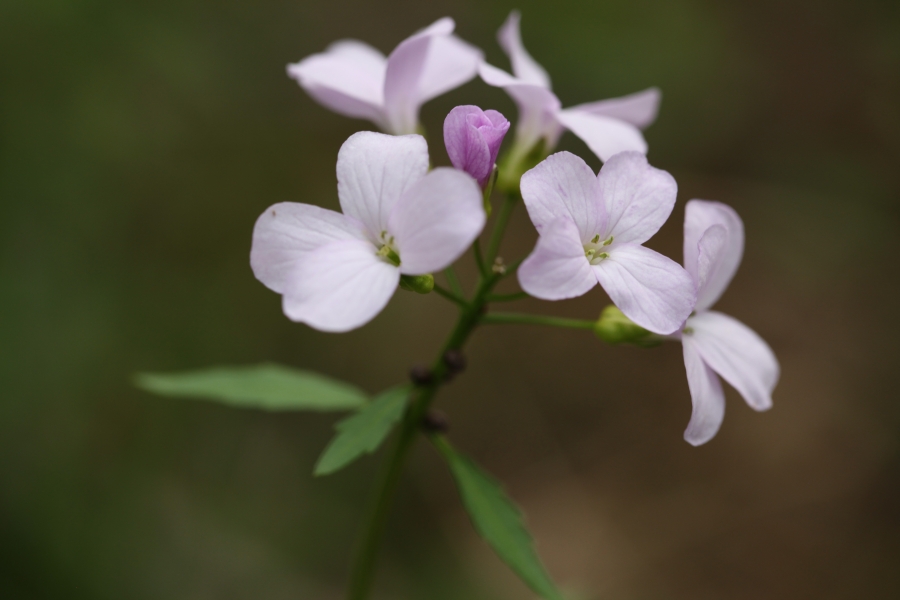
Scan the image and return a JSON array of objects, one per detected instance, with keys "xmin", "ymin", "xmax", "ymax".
[
  {"xmin": 472, "ymin": 239, "xmax": 487, "ymax": 278},
  {"xmin": 486, "ymin": 193, "xmax": 517, "ymax": 265},
  {"xmin": 486, "ymin": 291, "xmax": 530, "ymax": 303},
  {"xmin": 443, "ymin": 267, "xmax": 463, "ymax": 297},
  {"xmin": 481, "ymin": 312, "xmax": 596, "ymax": 330},
  {"xmin": 432, "ymin": 284, "xmax": 466, "ymax": 308}
]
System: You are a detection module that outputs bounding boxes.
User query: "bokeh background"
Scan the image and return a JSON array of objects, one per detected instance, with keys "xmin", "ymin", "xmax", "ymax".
[{"xmin": 2, "ymin": 0, "xmax": 900, "ymax": 598}]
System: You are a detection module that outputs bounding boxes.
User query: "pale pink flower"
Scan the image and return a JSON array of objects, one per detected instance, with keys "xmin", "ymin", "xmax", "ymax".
[
  {"xmin": 251, "ymin": 132, "xmax": 485, "ymax": 332},
  {"xmin": 518, "ymin": 151, "xmax": 695, "ymax": 335},
  {"xmin": 287, "ymin": 18, "xmax": 482, "ymax": 135},
  {"xmin": 443, "ymin": 105, "xmax": 510, "ymax": 188},
  {"xmin": 479, "ymin": 11, "xmax": 660, "ymax": 163},
  {"xmin": 680, "ymin": 200, "xmax": 780, "ymax": 445}
]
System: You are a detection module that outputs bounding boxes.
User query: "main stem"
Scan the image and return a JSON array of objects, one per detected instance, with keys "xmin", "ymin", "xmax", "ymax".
[{"xmin": 345, "ymin": 194, "xmax": 518, "ymax": 600}]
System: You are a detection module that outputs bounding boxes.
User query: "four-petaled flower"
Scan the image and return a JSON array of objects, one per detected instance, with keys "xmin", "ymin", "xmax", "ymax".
[
  {"xmin": 250, "ymin": 132, "xmax": 485, "ymax": 332},
  {"xmin": 679, "ymin": 200, "xmax": 780, "ymax": 445},
  {"xmin": 443, "ymin": 105, "xmax": 510, "ymax": 188},
  {"xmin": 287, "ymin": 18, "xmax": 482, "ymax": 135},
  {"xmin": 479, "ymin": 11, "xmax": 661, "ymax": 163},
  {"xmin": 518, "ymin": 151, "xmax": 695, "ymax": 335}
]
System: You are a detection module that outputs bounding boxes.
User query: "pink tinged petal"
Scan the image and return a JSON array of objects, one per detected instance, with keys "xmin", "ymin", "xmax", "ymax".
[
  {"xmin": 250, "ymin": 202, "xmax": 364, "ymax": 294},
  {"xmin": 388, "ymin": 168, "xmax": 485, "ymax": 275},
  {"xmin": 519, "ymin": 151, "xmax": 605, "ymax": 239},
  {"xmin": 287, "ymin": 40, "xmax": 387, "ymax": 125},
  {"xmin": 593, "ymin": 243, "xmax": 695, "ymax": 334},
  {"xmin": 682, "ymin": 337, "xmax": 726, "ymax": 446},
  {"xmin": 518, "ymin": 217, "xmax": 597, "ymax": 300},
  {"xmin": 566, "ymin": 87, "xmax": 661, "ymax": 129},
  {"xmin": 443, "ymin": 106, "xmax": 495, "ymax": 186},
  {"xmin": 282, "ymin": 239, "xmax": 400, "ymax": 332},
  {"xmin": 415, "ymin": 34, "xmax": 483, "ymax": 104},
  {"xmin": 336, "ymin": 131, "xmax": 429, "ymax": 240},
  {"xmin": 478, "ymin": 63, "xmax": 562, "ymax": 150},
  {"xmin": 683, "ymin": 200, "xmax": 745, "ymax": 311},
  {"xmin": 555, "ymin": 110, "xmax": 648, "ymax": 163},
  {"xmin": 595, "ymin": 151, "xmax": 677, "ymax": 245},
  {"xmin": 687, "ymin": 311, "xmax": 779, "ymax": 411},
  {"xmin": 497, "ymin": 11, "xmax": 551, "ymax": 88}
]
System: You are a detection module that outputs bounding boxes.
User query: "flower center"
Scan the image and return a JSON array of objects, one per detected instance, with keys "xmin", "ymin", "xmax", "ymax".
[
  {"xmin": 584, "ymin": 234, "xmax": 613, "ymax": 265},
  {"xmin": 376, "ymin": 231, "xmax": 401, "ymax": 266}
]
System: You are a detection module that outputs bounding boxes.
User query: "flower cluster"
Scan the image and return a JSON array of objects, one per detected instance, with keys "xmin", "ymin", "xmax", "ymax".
[{"xmin": 255, "ymin": 12, "xmax": 779, "ymax": 445}]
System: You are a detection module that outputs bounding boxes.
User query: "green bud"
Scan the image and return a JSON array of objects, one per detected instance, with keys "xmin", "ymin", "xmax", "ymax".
[
  {"xmin": 399, "ymin": 274, "xmax": 434, "ymax": 294},
  {"xmin": 593, "ymin": 305, "xmax": 661, "ymax": 347}
]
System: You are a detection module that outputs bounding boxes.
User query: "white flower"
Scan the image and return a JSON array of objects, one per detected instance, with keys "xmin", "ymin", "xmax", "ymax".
[
  {"xmin": 287, "ymin": 18, "xmax": 483, "ymax": 135},
  {"xmin": 479, "ymin": 11, "xmax": 661, "ymax": 163},
  {"xmin": 680, "ymin": 200, "xmax": 780, "ymax": 445},
  {"xmin": 250, "ymin": 132, "xmax": 485, "ymax": 332},
  {"xmin": 518, "ymin": 151, "xmax": 695, "ymax": 335}
]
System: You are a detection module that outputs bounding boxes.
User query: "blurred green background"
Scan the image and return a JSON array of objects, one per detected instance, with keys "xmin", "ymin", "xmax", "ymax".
[{"xmin": 2, "ymin": 0, "xmax": 899, "ymax": 598}]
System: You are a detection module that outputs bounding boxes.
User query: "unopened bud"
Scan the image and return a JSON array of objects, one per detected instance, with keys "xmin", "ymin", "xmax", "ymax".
[
  {"xmin": 421, "ymin": 409, "xmax": 450, "ymax": 433},
  {"xmin": 399, "ymin": 274, "xmax": 434, "ymax": 294},
  {"xmin": 444, "ymin": 105, "xmax": 510, "ymax": 189},
  {"xmin": 594, "ymin": 305, "xmax": 661, "ymax": 347},
  {"xmin": 409, "ymin": 365, "xmax": 434, "ymax": 386},
  {"xmin": 442, "ymin": 349, "xmax": 467, "ymax": 379}
]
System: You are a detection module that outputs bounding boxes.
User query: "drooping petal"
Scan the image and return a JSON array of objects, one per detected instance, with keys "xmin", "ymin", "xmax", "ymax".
[
  {"xmin": 594, "ymin": 151, "xmax": 677, "ymax": 245},
  {"xmin": 496, "ymin": 11, "xmax": 551, "ymax": 88},
  {"xmin": 566, "ymin": 87, "xmax": 661, "ymax": 129},
  {"xmin": 287, "ymin": 40, "xmax": 387, "ymax": 126},
  {"xmin": 518, "ymin": 217, "xmax": 598, "ymax": 300},
  {"xmin": 519, "ymin": 151, "xmax": 604, "ymax": 239},
  {"xmin": 383, "ymin": 18, "xmax": 482, "ymax": 134},
  {"xmin": 683, "ymin": 200, "xmax": 744, "ymax": 312},
  {"xmin": 682, "ymin": 337, "xmax": 726, "ymax": 446},
  {"xmin": 250, "ymin": 202, "xmax": 365, "ymax": 294},
  {"xmin": 686, "ymin": 311, "xmax": 779, "ymax": 411},
  {"xmin": 336, "ymin": 131, "xmax": 429, "ymax": 239},
  {"xmin": 555, "ymin": 110, "xmax": 648, "ymax": 163},
  {"xmin": 388, "ymin": 168, "xmax": 485, "ymax": 275},
  {"xmin": 592, "ymin": 243, "xmax": 695, "ymax": 334},
  {"xmin": 478, "ymin": 62, "xmax": 562, "ymax": 151},
  {"xmin": 282, "ymin": 239, "xmax": 400, "ymax": 332}
]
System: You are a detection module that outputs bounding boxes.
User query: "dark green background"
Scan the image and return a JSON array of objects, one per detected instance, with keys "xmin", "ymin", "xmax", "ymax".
[{"xmin": 2, "ymin": 0, "xmax": 899, "ymax": 598}]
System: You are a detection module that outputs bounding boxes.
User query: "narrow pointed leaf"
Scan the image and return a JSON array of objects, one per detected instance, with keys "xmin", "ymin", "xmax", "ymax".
[
  {"xmin": 314, "ymin": 386, "xmax": 411, "ymax": 476},
  {"xmin": 433, "ymin": 436, "xmax": 565, "ymax": 600},
  {"xmin": 135, "ymin": 364, "xmax": 367, "ymax": 411}
]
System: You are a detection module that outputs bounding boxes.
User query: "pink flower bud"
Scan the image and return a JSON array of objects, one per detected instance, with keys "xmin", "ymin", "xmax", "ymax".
[{"xmin": 443, "ymin": 105, "xmax": 510, "ymax": 188}]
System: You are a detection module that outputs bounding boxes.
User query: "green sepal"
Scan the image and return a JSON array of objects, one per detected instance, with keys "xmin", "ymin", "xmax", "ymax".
[
  {"xmin": 495, "ymin": 139, "xmax": 549, "ymax": 195},
  {"xmin": 593, "ymin": 305, "xmax": 661, "ymax": 347},
  {"xmin": 482, "ymin": 165, "xmax": 498, "ymax": 217},
  {"xmin": 399, "ymin": 273, "xmax": 434, "ymax": 294}
]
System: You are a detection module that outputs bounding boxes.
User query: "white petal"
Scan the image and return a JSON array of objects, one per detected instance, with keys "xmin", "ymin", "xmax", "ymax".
[
  {"xmin": 388, "ymin": 168, "xmax": 485, "ymax": 275},
  {"xmin": 415, "ymin": 34, "xmax": 483, "ymax": 104},
  {"xmin": 593, "ymin": 243, "xmax": 695, "ymax": 334},
  {"xmin": 518, "ymin": 217, "xmax": 597, "ymax": 300},
  {"xmin": 566, "ymin": 87, "xmax": 661, "ymax": 129},
  {"xmin": 336, "ymin": 131, "xmax": 429, "ymax": 239},
  {"xmin": 287, "ymin": 40, "xmax": 386, "ymax": 125},
  {"xmin": 519, "ymin": 151, "xmax": 604, "ymax": 239},
  {"xmin": 282, "ymin": 239, "xmax": 399, "ymax": 332},
  {"xmin": 683, "ymin": 200, "xmax": 744, "ymax": 312},
  {"xmin": 250, "ymin": 203, "xmax": 364, "ymax": 293},
  {"xmin": 687, "ymin": 311, "xmax": 779, "ymax": 411},
  {"xmin": 478, "ymin": 62, "xmax": 562, "ymax": 150},
  {"xmin": 682, "ymin": 338, "xmax": 726, "ymax": 446},
  {"xmin": 595, "ymin": 151, "xmax": 677, "ymax": 245},
  {"xmin": 555, "ymin": 110, "xmax": 647, "ymax": 163},
  {"xmin": 497, "ymin": 11, "xmax": 551, "ymax": 88}
]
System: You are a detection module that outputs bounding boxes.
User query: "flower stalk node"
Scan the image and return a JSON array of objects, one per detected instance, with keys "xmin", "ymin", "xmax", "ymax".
[{"xmin": 399, "ymin": 274, "xmax": 434, "ymax": 294}]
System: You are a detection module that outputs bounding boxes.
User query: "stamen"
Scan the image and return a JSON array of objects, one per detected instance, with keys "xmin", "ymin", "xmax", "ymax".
[
  {"xmin": 590, "ymin": 234, "xmax": 600, "ymax": 244},
  {"xmin": 377, "ymin": 245, "xmax": 401, "ymax": 266},
  {"xmin": 602, "ymin": 235, "xmax": 614, "ymax": 246}
]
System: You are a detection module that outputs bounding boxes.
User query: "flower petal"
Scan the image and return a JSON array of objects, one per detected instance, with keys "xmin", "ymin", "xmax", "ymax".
[
  {"xmin": 282, "ymin": 239, "xmax": 399, "ymax": 332},
  {"xmin": 336, "ymin": 131, "xmax": 429, "ymax": 239},
  {"xmin": 388, "ymin": 168, "xmax": 485, "ymax": 275},
  {"xmin": 683, "ymin": 200, "xmax": 744, "ymax": 312},
  {"xmin": 682, "ymin": 337, "xmax": 726, "ymax": 446},
  {"xmin": 595, "ymin": 151, "xmax": 677, "ymax": 245},
  {"xmin": 555, "ymin": 110, "xmax": 647, "ymax": 162},
  {"xmin": 593, "ymin": 243, "xmax": 695, "ymax": 334},
  {"xmin": 687, "ymin": 311, "xmax": 779, "ymax": 411},
  {"xmin": 520, "ymin": 151, "xmax": 604, "ymax": 240},
  {"xmin": 415, "ymin": 34, "xmax": 483, "ymax": 104},
  {"xmin": 444, "ymin": 105, "xmax": 492, "ymax": 184},
  {"xmin": 287, "ymin": 40, "xmax": 386, "ymax": 125},
  {"xmin": 250, "ymin": 202, "xmax": 364, "ymax": 293},
  {"xmin": 518, "ymin": 217, "xmax": 597, "ymax": 300},
  {"xmin": 497, "ymin": 11, "xmax": 551, "ymax": 88},
  {"xmin": 566, "ymin": 87, "xmax": 661, "ymax": 129}
]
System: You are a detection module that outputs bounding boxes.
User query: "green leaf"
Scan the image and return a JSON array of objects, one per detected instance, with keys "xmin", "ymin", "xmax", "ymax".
[
  {"xmin": 314, "ymin": 386, "xmax": 410, "ymax": 476},
  {"xmin": 134, "ymin": 363, "xmax": 367, "ymax": 411},
  {"xmin": 434, "ymin": 436, "xmax": 565, "ymax": 600}
]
